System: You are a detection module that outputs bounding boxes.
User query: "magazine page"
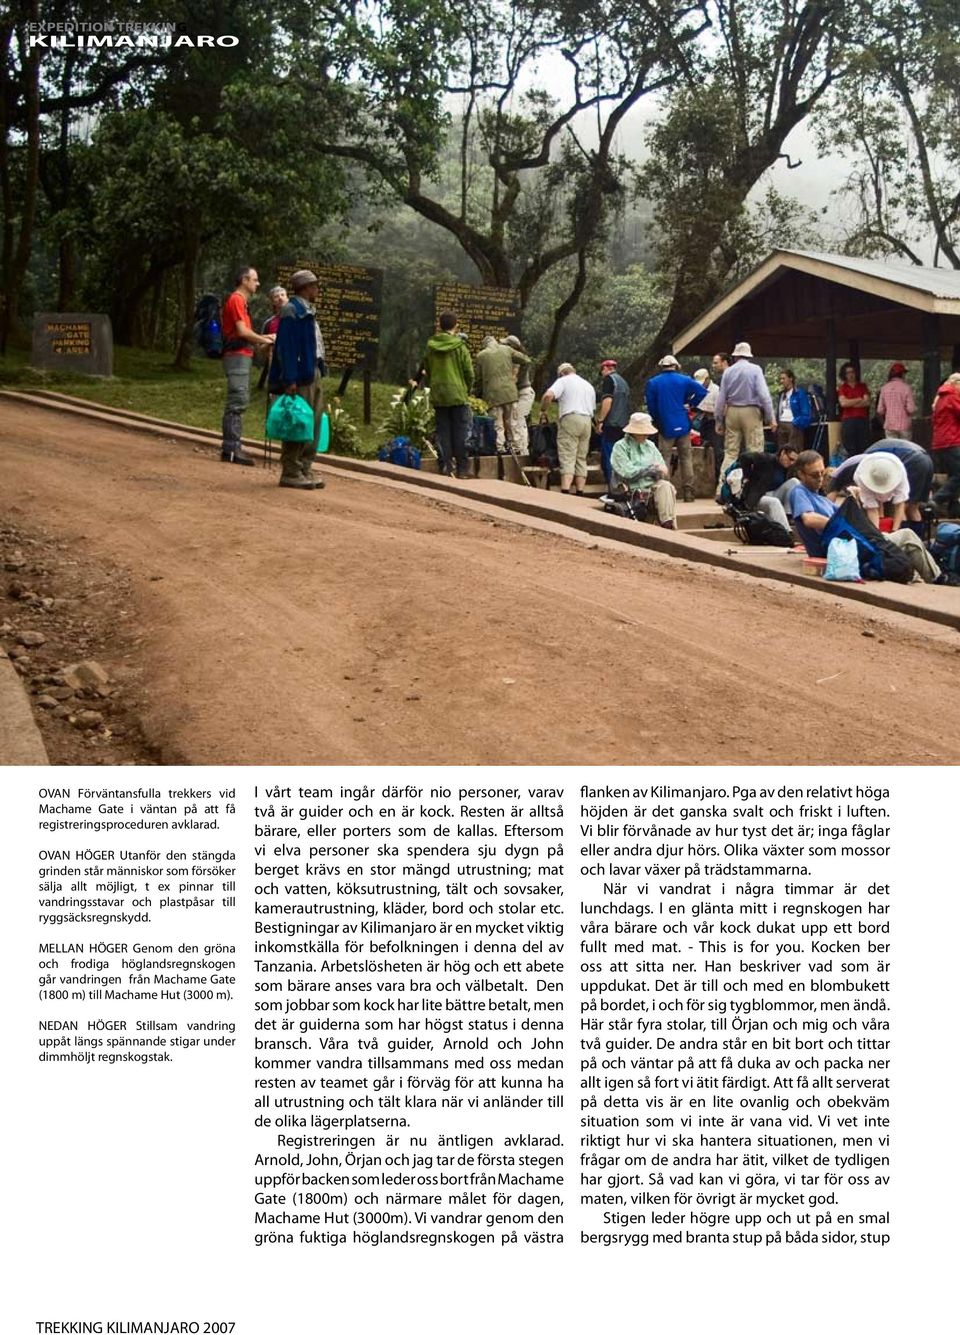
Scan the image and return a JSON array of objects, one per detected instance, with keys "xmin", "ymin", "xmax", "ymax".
[
  {"xmin": 3, "ymin": 765, "xmax": 957, "ymax": 1334},
  {"xmin": 2, "ymin": 2, "xmax": 958, "ymax": 1332}
]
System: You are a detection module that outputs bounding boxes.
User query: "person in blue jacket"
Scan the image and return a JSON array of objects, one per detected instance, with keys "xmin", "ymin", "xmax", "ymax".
[
  {"xmin": 269, "ymin": 268, "xmax": 326, "ymax": 490},
  {"xmin": 644, "ymin": 354, "xmax": 706, "ymax": 502},
  {"xmin": 776, "ymin": 369, "xmax": 812, "ymax": 450}
]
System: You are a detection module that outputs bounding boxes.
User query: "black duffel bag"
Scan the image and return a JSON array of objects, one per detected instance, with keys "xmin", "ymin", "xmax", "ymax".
[{"xmin": 528, "ymin": 418, "xmax": 559, "ymax": 469}]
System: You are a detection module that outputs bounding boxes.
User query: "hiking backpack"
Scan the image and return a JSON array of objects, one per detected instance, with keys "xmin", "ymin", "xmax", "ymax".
[
  {"xmin": 194, "ymin": 294, "xmax": 224, "ymax": 358},
  {"xmin": 931, "ymin": 522, "xmax": 960, "ymax": 574},
  {"xmin": 821, "ymin": 497, "xmax": 913, "ymax": 583},
  {"xmin": 730, "ymin": 509, "xmax": 793, "ymax": 547},
  {"xmin": 718, "ymin": 464, "xmax": 744, "ymax": 509},
  {"xmin": 378, "ymin": 436, "xmax": 421, "ymax": 469}
]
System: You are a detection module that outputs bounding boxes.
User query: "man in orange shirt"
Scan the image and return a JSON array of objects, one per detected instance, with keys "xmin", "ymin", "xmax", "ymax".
[{"xmin": 220, "ymin": 266, "xmax": 275, "ymax": 465}]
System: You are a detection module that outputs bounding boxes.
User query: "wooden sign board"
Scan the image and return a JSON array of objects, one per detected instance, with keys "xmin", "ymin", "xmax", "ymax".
[
  {"xmin": 274, "ymin": 262, "xmax": 382, "ymax": 368},
  {"xmin": 433, "ymin": 283, "xmax": 521, "ymax": 356}
]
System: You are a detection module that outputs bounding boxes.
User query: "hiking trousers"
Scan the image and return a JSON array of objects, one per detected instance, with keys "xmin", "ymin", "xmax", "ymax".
[{"xmin": 221, "ymin": 354, "xmax": 252, "ymax": 456}]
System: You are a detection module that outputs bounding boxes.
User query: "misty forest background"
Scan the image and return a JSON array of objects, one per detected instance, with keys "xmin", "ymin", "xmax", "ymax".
[{"xmin": 2, "ymin": 0, "xmax": 959, "ymax": 394}]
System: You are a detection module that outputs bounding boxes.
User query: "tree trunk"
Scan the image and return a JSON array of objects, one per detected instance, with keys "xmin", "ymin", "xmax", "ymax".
[
  {"xmin": 173, "ymin": 235, "xmax": 199, "ymax": 369},
  {"xmin": 111, "ymin": 261, "xmax": 166, "ymax": 345},
  {"xmin": 57, "ymin": 237, "xmax": 77, "ymax": 310},
  {"xmin": 533, "ymin": 250, "xmax": 589, "ymax": 393},
  {"xmin": 1, "ymin": 15, "xmax": 41, "ymax": 348}
]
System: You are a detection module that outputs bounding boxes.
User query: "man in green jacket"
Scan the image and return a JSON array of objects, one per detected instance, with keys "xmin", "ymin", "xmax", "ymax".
[
  {"xmin": 421, "ymin": 311, "xmax": 473, "ymax": 477},
  {"xmin": 474, "ymin": 334, "xmax": 521, "ymax": 451}
]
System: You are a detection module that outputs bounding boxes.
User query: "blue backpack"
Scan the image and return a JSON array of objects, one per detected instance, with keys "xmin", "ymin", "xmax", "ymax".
[
  {"xmin": 193, "ymin": 294, "xmax": 223, "ymax": 358},
  {"xmin": 378, "ymin": 436, "xmax": 421, "ymax": 469},
  {"xmin": 931, "ymin": 523, "xmax": 960, "ymax": 574}
]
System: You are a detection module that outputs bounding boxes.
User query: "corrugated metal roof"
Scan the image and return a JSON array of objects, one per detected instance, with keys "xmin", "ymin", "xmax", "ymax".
[{"xmin": 781, "ymin": 250, "xmax": 960, "ymax": 301}]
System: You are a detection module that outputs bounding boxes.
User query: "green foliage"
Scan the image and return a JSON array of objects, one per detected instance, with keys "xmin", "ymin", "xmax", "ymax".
[
  {"xmin": 381, "ymin": 387, "xmax": 436, "ymax": 450},
  {"xmin": 325, "ymin": 398, "xmax": 374, "ymax": 457},
  {"xmin": 816, "ymin": 0, "xmax": 960, "ymax": 266},
  {"xmin": 523, "ymin": 261, "xmax": 667, "ymax": 372}
]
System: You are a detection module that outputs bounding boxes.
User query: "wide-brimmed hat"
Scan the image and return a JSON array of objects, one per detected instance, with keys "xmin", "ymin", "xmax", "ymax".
[
  {"xmin": 855, "ymin": 453, "xmax": 903, "ymax": 496},
  {"xmin": 657, "ymin": 353, "xmax": 681, "ymax": 369},
  {"xmin": 732, "ymin": 341, "xmax": 753, "ymax": 358},
  {"xmin": 623, "ymin": 411, "xmax": 658, "ymax": 437},
  {"xmin": 290, "ymin": 268, "xmax": 319, "ymax": 290}
]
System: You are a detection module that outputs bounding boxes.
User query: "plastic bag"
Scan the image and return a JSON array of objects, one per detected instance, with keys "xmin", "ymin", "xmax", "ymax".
[
  {"xmin": 266, "ymin": 393, "xmax": 315, "ymax": 442},
  {"xmin": 824, "ymin": 535, "xmax": 862, "ymax": 582}
]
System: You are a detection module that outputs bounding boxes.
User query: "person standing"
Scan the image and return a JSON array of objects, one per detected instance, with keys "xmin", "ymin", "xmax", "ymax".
[
  {"xmin": 474, "ymin": 336, "xmax": 520, "ymax": 450},
  {"xmin": 776, "ymin": 369, "xmax": 812, "ymax": 451},
  {"xmin": 269, "ymin": 269, "xmax": 326, "ymax": 490},
  {"xmin": 220, "ymin": 266, "xmax": 275, "ymax": 465},
  {"xmin": 644, "ymin": 354, "xmax": 706, "ymax": 503},
  {"xmin": 422, "ymin": 311, "xmax": 473, "ymax": 478},
  {"xmin": 692, "ymin": 367, "xmax": 720, "ymax": 482},
  {"xmin": 541, "ymin": 362, "xmax": 596, "ymax": 495},
  {"xmin": 500, "ymin": 335, "xmax": 534, "ymax": 451},
  {"xmin": 875, "ymin": 362, "xmax": 916, "ymax": 440},
  {"xmin": 932, "ymin": 372, "xmax": 960, "ymax": 517},
  {"xmin": 257, "ymin": 285, "xmax": 287, "ymax": 391},
  {"xmin": 712, "ymin": 351, "xmax": 731, "ymax": 379},
  {"xmin": 837, "ymin": 361, "xmax": 871, "ymax": 458},
  {"xmin": 714, "ymin": 341, "xmax": 776, "ymax": 496},
  {"xmin": 595, "ymin": 358, "xmax": 631, "ymax": 487}
]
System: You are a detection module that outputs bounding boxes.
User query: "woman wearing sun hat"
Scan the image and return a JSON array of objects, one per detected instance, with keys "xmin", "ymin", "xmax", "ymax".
[
  {"xmin": 828, "ymin": 451, "xmax": 910, "ymax": 529},
  {"xmin": 610, "ymin": 412, "xmax": 678, "ymax": 528}
]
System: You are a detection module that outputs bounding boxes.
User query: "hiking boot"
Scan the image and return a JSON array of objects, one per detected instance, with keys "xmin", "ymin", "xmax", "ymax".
[
  {"xmin": 221, "ymin": 452, "xmax": 256, "ymax": 466},
  {"xmin": 455, "ymin": 469, "xmax": 471, "ymax": 479},
  {"xmin": 279, "ymin": 475, "xmax": 314, "ymax": 489}
]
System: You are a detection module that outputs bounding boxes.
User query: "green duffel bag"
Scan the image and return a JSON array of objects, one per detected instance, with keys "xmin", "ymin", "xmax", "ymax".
[{"xmin": 266, "ymin": 393, "xmax": 315, "ymax": 443}]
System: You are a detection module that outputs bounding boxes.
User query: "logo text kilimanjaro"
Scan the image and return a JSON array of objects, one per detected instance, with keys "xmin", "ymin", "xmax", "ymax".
[{"xmin": 28, "ymin": 35, "xmax": 240, "ymax": 50}]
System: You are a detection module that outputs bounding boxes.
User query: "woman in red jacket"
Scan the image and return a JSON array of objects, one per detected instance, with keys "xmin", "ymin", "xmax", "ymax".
[
  {"xmin": 932, "ymin": 372, "xmax": 960, "ymax": 516},
  {"xmin": 837, "ymin": 361, "xmax": 871, "ymax": 458}
]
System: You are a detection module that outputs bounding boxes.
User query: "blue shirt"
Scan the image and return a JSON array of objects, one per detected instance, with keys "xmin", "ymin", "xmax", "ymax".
[
  {"xmin": 790, "ymin": 484, "xmax": 836, "ymax": 557},
  {"xmin": 715, "ymin": 359, "xmax": 775, "ymax": 424},
  {"xmin": 644, "ymin": 371, "xmax": 705, "ymax": 439}
]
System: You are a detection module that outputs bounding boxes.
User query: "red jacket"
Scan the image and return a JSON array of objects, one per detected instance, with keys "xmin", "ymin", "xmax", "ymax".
[{"xmin": 932, "ymin": 381, "xmax": 960, "ymax": 449}]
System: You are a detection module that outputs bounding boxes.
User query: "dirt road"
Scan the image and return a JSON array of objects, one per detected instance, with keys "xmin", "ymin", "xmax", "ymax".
[{"xmin": 2, "ymin": 400, "xmax": 959, "ymax": 765}]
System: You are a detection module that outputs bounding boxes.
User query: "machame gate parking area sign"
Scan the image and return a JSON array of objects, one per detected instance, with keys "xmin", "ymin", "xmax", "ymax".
[
  {"xmin": 32, "ymin": 313, "xmax": 113, "ymax": 376},
  {"xmin": 433, "ymin": 283, "xmax": 521, "ymax": 356},
  {"xmin": 275, "ymin": 262, "xmax": 382, "ymax": 368}
]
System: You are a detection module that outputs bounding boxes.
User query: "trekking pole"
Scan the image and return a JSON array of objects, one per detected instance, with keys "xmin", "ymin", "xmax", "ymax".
[
  {"xmin": 263, "ymin": 392, "xmax": 273, "ymax": 469},
  {"xmin": 503, "ymin": 420, "xmax": 531, "ymax": 486}
]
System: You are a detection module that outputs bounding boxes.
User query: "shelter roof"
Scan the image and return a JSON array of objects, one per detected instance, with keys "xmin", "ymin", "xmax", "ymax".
[{"xmin": 673, "ymin": 250, "xmax": 960, "ymax": 359}]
